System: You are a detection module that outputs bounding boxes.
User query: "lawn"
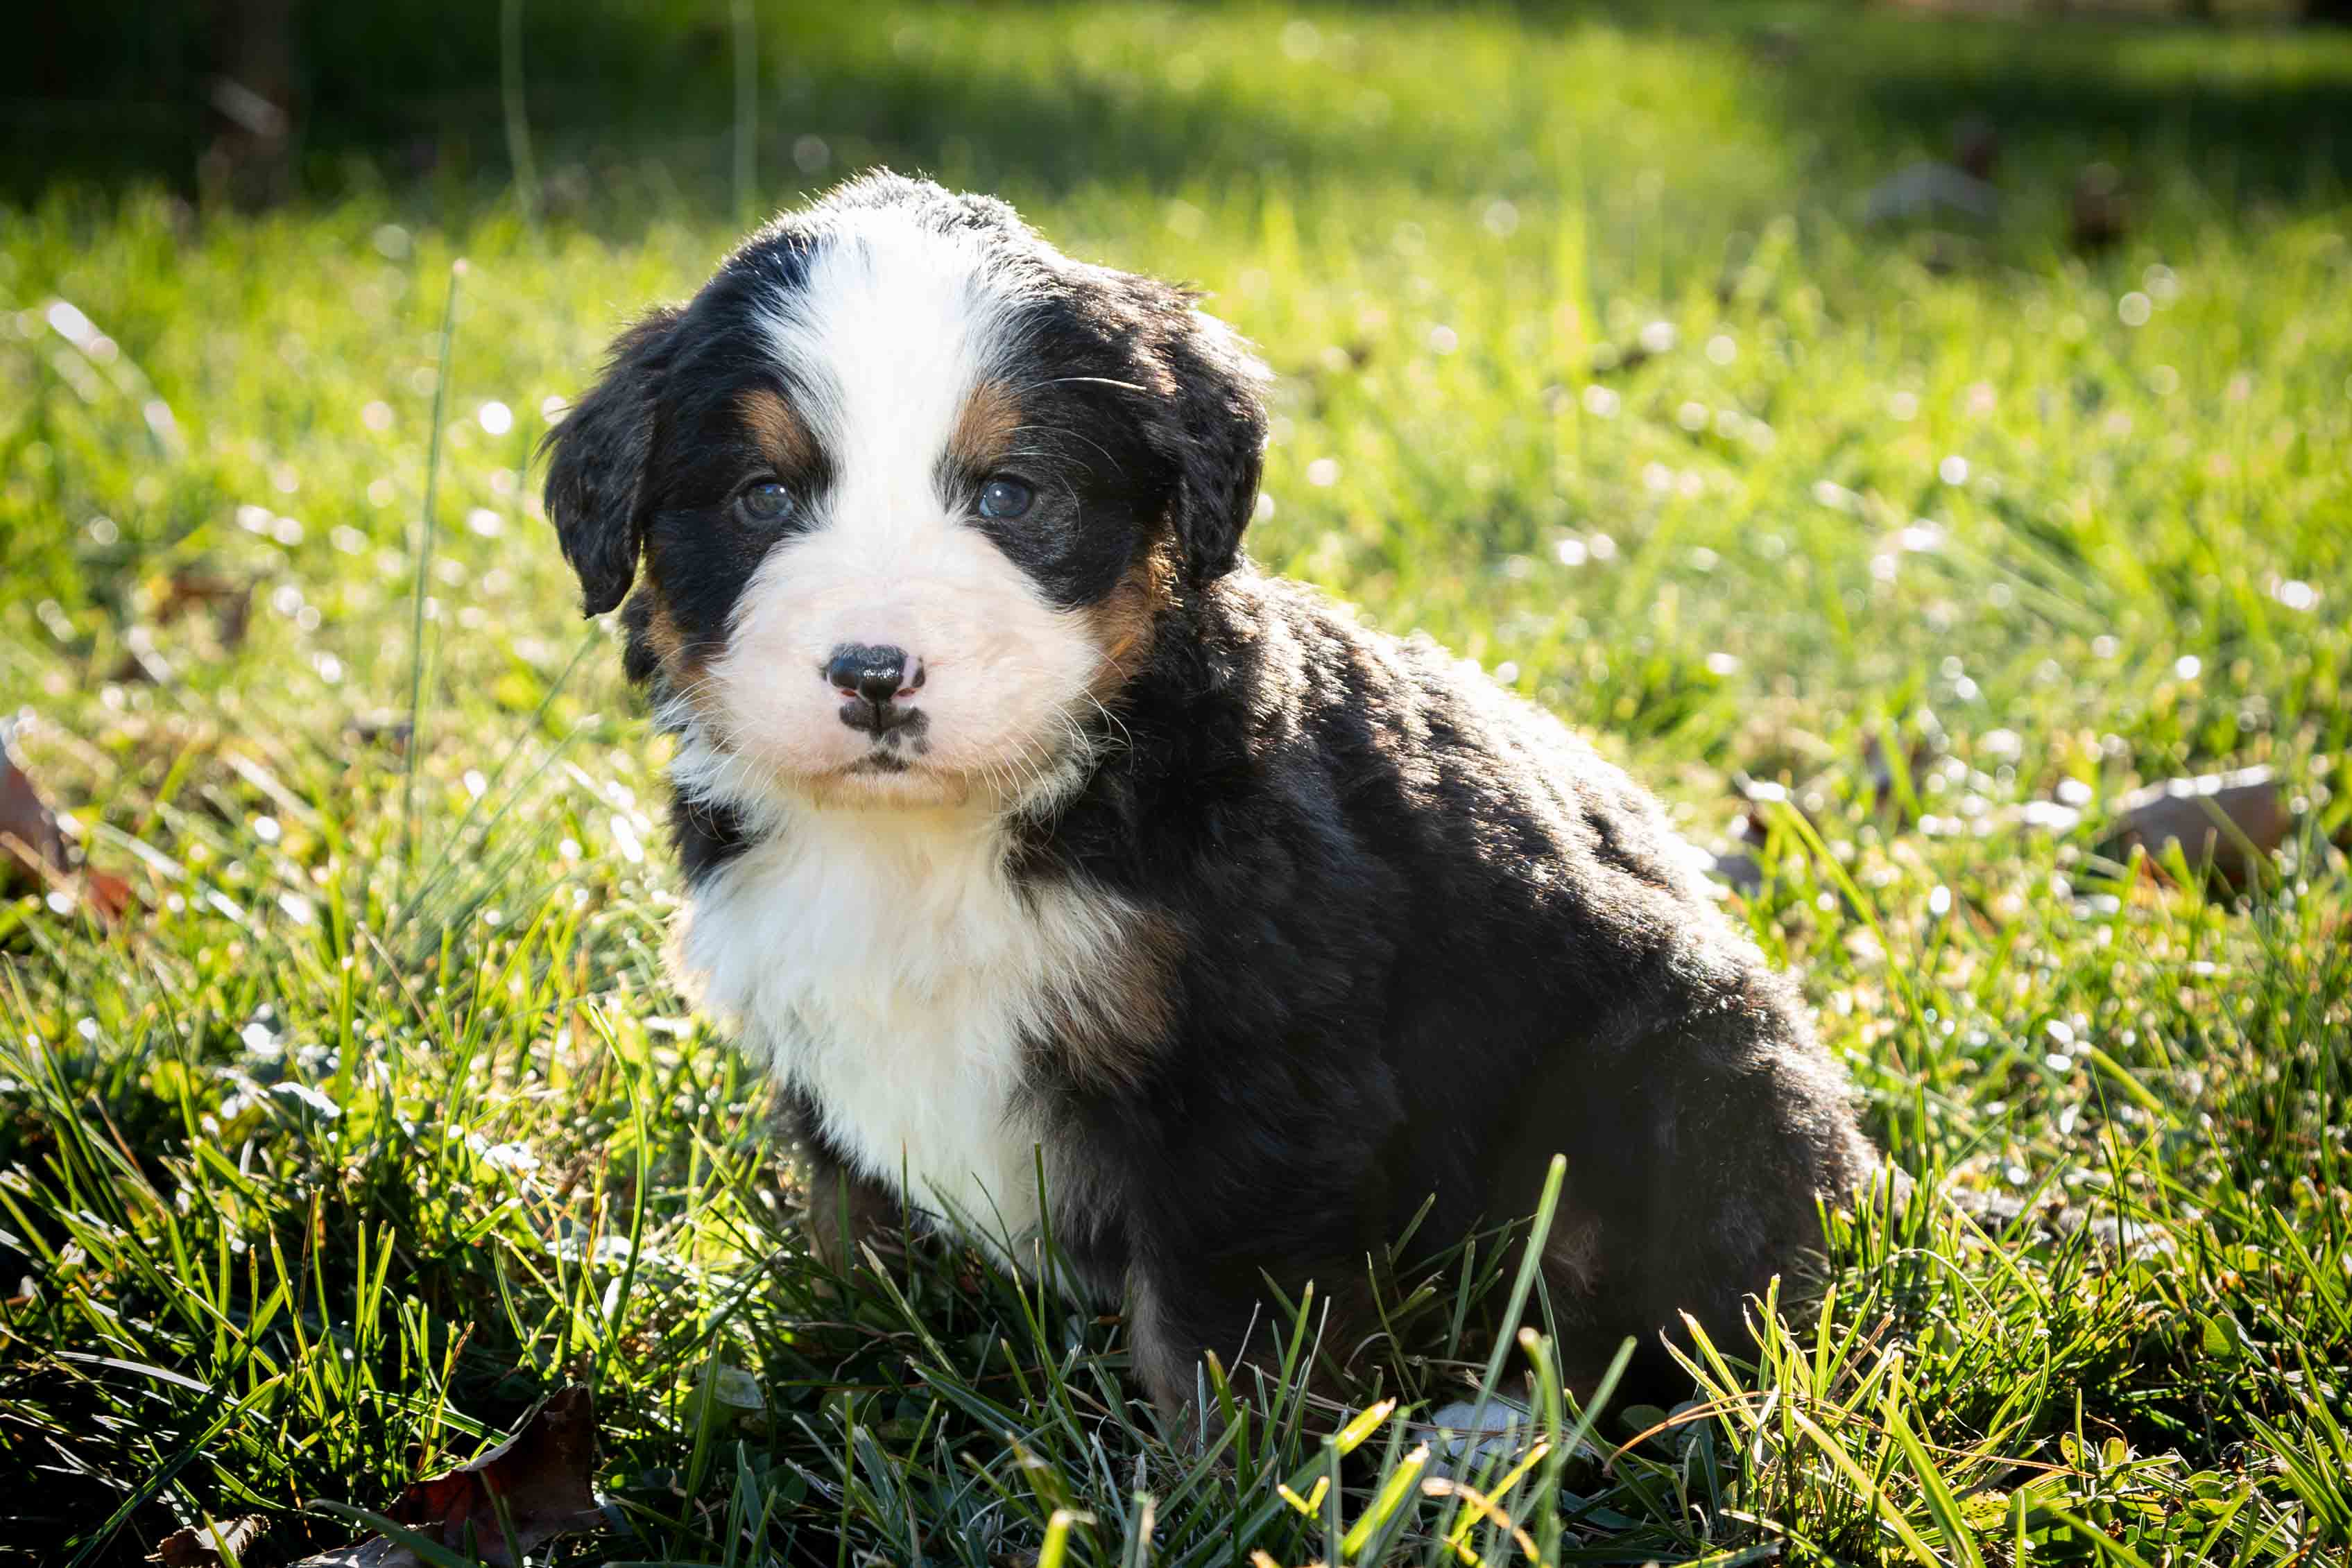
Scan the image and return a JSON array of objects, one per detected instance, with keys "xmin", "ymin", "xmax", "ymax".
[{"xmin": 3, "ymin": 1, "xmax": 2351, "ymax": 1562}]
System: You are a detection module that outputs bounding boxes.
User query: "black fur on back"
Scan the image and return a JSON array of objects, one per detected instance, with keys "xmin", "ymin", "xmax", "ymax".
[{"xmin": 990, "ymin": 567, "xmax": 1873, "ymax": 1402}]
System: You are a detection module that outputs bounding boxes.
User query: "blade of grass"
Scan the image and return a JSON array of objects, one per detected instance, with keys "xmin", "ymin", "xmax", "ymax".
[{"xmin": 401, "ymin": 258, "xmax": 464, "ymax": 901}]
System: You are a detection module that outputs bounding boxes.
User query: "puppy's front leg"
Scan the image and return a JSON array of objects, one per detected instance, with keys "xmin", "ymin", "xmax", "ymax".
[
  {"xmin": 1124, "ymin": 1260, "xmax": 1260, "ymax": 1432},
  {"xmin": 1124, "ymin": 1254, "xmax": 1357, "ymax": 1435},
  {"xmin": 801, "ymin": 1148, "xmax": 897, "ymax": 1277},
  {"xmin": 778, "ymin": 1086, "xmax": 898, "ymax": 1278}
]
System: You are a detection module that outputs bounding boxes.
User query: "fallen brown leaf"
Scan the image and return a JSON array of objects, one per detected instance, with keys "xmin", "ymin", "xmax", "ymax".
[
  {"xmin": 2101, "ymin": 766, "xmax": 2294, "ymax": 887},
  {"xmin": 151, "ymin": 1515, "xmax": 269, "ymax": 1567},
  {"xmin": 1, "ymin": 717, "xmax": 134, "ymax": 921},
  {"xmin": 159, "ymin": 569, "xmax": 256, "ymax": 649},
  {"xmin": 83, "ymin": 865, "xmax": 137, "ymax": 922},
  {"xmin": 294, "ymin": 1386, "xmax": 601, "ymax": 1568},
  {"xmin": 1, "ymin": 730, "xmax": 70, "ymax": 879}
]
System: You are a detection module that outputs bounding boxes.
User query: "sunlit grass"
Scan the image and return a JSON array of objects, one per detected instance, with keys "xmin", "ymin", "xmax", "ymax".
[{"xmin": 3, "ymin": 1, "xmax": 2350, "ymax": 1562}]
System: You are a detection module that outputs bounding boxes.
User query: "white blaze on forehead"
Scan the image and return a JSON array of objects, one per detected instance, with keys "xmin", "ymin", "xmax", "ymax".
[{"xmin": 753, "ymin": 212, "xmax": 1022, "ymax": 498}]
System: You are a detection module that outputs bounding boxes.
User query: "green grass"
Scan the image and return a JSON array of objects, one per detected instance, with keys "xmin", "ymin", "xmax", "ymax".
[{"xmin": 5, "ymin": 1, "xmax": 2352, "ymax": 1562}]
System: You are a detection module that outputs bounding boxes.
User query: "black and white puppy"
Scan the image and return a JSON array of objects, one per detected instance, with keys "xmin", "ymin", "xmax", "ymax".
[{"xmin": 544, "ymin": 173, "xmax": 1875, "ymax": 1416}]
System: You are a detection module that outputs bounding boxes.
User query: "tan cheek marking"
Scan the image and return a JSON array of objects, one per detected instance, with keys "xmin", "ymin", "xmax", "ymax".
[
  {"xmin": 646, "ymin": 600, "xmax": 723, "ymax": 721},
  {"xmin": 947, "ymin": 378, "xmax": 1022, "ymax": 472},
  {"xmin": 641, "ymin": 599, "xmax": 685, "ymax": 669},
  {"xmin": 739, "ymin": 386, "xmax": 816, "ymax": 474},
  {"xmin": 1083, "ymin": 543, "xmax": 1176, "ymax": 699}
]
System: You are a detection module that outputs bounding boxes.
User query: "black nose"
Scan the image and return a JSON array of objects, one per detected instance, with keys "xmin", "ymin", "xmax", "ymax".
[{"xmin": 825, "ymin": 644, "xmax": 923, "ymax": 732}]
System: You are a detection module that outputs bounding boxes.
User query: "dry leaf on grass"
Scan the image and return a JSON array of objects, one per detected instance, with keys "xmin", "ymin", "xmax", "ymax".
[
  {"xmin": 158, "ymin": 569, "xmax": 256, "ymax": 648},
  {"xmin": 295, "ymin": 1386, "xmax": 602, "ymax": 1568},
  {"xmin": 149, "ymin": 1514, "xmax": 269, "ymax": 1560},
  {"xmin": 1, "ymin": 717, "xmax": 134, "ymax": 922},
  {"xmin": 151, "ymin": 1515, "xmax": 270, "ymax": 1567},
  {"xmin": 1, "ymin": 739, "xmax": 69, "ymax": 876},
  {"xmin": 2099, "ymin": 766, "xmax": 2295, "ymax": 888}
]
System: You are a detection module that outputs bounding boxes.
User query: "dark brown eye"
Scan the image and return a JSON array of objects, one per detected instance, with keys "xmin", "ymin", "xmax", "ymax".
[
  {"xmin": 977, "ymin": 477, "xmax": 1033, "ymax": 520},
  {"xmin": 739, "ymin": 480, "xmax": 793, "ymax": 523}
]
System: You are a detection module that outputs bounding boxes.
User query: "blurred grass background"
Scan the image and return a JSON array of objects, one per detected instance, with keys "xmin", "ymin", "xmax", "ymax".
[{"xmin": 3, "ymin": 1, "xmax": 2351, "ymax": 1564}]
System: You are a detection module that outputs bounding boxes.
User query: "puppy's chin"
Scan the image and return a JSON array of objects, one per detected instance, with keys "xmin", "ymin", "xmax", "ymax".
[
  {"xmin": 678, "ymin": 731, "xmax": 1085, "ymax": 820},
  {"xmin": 798, "ymin": 760, "xmax": 978, "ymax": 811}
]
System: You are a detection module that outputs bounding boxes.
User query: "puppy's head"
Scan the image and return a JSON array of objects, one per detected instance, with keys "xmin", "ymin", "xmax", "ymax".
[{"xmin": 544, "ymin": 173, "xmax": 1268, "ymax": 813}]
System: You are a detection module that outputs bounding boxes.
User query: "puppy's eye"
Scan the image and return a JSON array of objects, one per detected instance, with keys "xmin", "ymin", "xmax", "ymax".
[
  {"xmin": 739, "ymin": 481, "xmax": 793, "ymax": 522},
  {"xmin": 977, "ymin": 477, "xmax": 1034, "ymax": 520}
]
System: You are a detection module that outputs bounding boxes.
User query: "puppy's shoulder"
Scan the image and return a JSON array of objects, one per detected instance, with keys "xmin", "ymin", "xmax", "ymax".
[{"xmin": 1201, "ymin": 569, "xmax": 1637, "ymax": 798}]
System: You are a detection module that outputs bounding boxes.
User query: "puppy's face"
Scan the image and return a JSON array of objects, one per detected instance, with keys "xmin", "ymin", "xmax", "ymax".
[{"xmin": 544, "ymin": 175, "xmax": 1268, "ymax": 813}]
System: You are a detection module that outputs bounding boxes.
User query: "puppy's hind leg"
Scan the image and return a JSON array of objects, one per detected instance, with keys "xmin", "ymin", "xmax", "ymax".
[{"xmin": 1621, "ymin": 1004, "xmax": 1875, "ymax": 1367}]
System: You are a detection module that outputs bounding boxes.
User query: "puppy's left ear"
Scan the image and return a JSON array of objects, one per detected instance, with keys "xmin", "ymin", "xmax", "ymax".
[
  {"xmin": 541, "ymin": 307, "xmax": 681, "ymax": 616},
  {"xmin": 1157, "ymin": 307, "xmax": 1270, "ymax": 586}
]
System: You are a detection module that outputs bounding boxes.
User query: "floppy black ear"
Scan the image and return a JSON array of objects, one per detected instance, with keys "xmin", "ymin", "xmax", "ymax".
[
  {"xmin": 1156, "ymin": 307, "xmax": 1270, "ymax": 586},
  {"xmin": 541, "ymin": 307, "xmax": 681, "ymax": 616}
]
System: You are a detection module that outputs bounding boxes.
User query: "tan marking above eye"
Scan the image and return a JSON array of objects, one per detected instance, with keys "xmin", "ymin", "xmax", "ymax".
[
  {"xmin": 947, "ymin": 379, "xmax": 1022, "ymax": 471},
  {"xmin": 738, "ymin": 386, "xmax": 817, "ymax": 474}
]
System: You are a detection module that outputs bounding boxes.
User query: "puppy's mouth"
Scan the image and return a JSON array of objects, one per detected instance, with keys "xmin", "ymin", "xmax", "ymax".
[
  {"xmin": 673, "ymin": 700, "xmax": 1088, "ymax": 814},
  {"xmin": 839, "ymin": 719, "xmax": 940, "ymax": 780}
]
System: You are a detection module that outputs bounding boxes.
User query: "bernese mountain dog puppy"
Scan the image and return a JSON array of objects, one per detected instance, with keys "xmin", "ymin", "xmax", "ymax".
[{"xmin": 544, "ymin": 172, "xmax": 1875, "ymax": 1420}]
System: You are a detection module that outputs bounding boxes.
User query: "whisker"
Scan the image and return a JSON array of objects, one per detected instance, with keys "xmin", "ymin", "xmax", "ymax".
[
  {"xmin": 1003, "ymin": 374, "xmax": 1150, "ymax": 397},
  {"xmin": 999, "ymin": 422, "xmax": 1128, "ymax": 476}
]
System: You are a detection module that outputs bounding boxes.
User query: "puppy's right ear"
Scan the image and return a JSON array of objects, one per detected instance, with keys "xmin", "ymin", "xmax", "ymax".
[{"xmin": 541, "ymin": 307, "xmax": 681, "ymax": 616}]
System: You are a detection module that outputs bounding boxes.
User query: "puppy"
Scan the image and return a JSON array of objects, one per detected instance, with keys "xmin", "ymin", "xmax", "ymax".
[{"xmin": 543, "ymin": 173, "xmax": 1875, "ymax": 1418}]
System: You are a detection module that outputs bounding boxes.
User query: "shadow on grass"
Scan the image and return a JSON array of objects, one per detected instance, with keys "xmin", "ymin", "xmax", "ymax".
[{"xmin": 7, "ymin": 1, "xmax": 2349, "ymax": 223}]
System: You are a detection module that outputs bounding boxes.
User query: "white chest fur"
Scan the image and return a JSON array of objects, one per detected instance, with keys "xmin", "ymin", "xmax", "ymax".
[{"xmin": 671, "ymin": 804, "xmax": 1129, "ymax": 1259}]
